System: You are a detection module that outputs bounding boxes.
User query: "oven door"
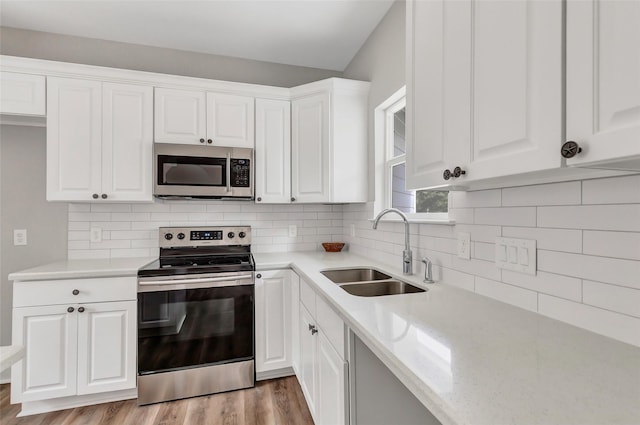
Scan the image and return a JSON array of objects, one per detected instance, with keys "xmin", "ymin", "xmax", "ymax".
[
  {"xmin": 137, "ymin": 272, "xmax": 254, "ymax": 375},
  {"xmin": 153, "ymin": 143, "xmax": 253, "ymax": 199}
]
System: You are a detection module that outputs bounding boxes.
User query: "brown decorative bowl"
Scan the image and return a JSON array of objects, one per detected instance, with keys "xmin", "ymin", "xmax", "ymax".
[{"xmin": 322, "ymin": 242, "xmax": 345, "ymax": 252}]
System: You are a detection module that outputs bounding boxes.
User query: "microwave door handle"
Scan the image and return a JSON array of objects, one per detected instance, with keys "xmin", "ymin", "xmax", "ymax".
[{"xmin": 226, "ymin": 153, "xmax": 231, "ymax": 193}]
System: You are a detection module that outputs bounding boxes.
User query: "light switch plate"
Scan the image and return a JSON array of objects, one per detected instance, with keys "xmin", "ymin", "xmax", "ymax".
[
  {"xmin": 457, "ymin": 232, "xmax": 471, "ymax": 259},
  {"xmin": 495, "ymin": 237, "xmax": 536, "ymax": 275},
  {"xmin": 13, "ymin": 229, "xmax": 27, "ymax": 246},
  {"xmin": 350, "ymin": 224, "xmax": 356, "ymax": 237},
  {"xmin": 289, "ymin": 225, "xmax": 297, "ymax": 237}
]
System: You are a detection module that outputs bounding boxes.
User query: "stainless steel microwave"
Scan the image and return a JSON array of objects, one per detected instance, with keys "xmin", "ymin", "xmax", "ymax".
[{"xmin": 153, "ymin": 143, "xmax": 253, "ymax": 199}]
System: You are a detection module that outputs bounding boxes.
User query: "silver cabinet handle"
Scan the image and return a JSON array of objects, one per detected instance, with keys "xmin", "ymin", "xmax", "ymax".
[{"xmin": 226, "ymin": 152, "xmax": 232, "ymax": 193}]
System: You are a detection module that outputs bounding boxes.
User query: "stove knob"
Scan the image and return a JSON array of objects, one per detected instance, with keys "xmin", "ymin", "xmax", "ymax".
[
  {"xmin": 164, "ymin": 233, "xmax": 173, "ymax": 240},
  {"xmin": 227, "ymin": 232, "xmax": 235, "ymax": 239},
  {"xmin": 239, "ymin": 232, "xmax": 246, "ymax": 239},
  {"xmin": 177, "ymin": 233, "xmax": 185, "ymax": 240}
]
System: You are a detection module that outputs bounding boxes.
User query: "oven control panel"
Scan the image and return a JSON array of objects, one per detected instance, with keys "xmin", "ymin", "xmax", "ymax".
[{"xmin": 160, "ymin": 226, "xmax": 251, "ymax": 247}]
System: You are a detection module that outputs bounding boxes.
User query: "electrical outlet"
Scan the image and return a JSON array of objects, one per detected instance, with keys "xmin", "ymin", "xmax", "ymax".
[
  {"xmin": 457, "ymin": 232, "xmax": 471, "ymax": 259},
  {"xmin": 350, "ymin": 224, "xmax": 356, "ymax": 237},
  {"xmin": 289, "ymin": 225, "xmax": 297, "ymax": 237},
  {"xmin": 13, "ymin": 229, "xmax": 27, "ymax": 246},
  {"xmin": 90, "ymin": 227, "xmax": 102, "ymax": 243}
]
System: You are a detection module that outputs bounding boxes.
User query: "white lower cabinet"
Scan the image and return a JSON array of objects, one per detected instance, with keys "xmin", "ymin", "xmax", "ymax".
[
  {"xmin": 296, "ymin": 277, "xmax": 348, "ymax": 425},
  {"xmin": 11, "ymin": 277, "xmax": 137, "ymax": 407},
  {"xmin": 255, "ymin": 270, "xmax": 298, "ymax": 375}
]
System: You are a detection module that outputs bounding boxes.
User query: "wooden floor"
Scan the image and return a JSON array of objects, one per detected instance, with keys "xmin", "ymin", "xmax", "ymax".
[{"xmin": 0, "ymin": 376, "xmax": 314, "ymax": 425}]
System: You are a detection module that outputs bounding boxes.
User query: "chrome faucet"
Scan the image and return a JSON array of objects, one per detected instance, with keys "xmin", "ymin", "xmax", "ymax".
[
  {"xmin": 373, "ymin": 208, "xmax": 412, "ymax": 275},
  {"xmin": 422, "ymin": 257, "xmax": 434, "ymax": 284}
]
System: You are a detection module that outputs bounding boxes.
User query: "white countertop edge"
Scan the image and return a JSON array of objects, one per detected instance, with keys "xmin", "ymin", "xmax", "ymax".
[
  {"xmin": 0, "ymin": 345, "xmax": 24, "ymax": 372},
  {"xmin": 8, "ymin": 257, "xmax": 157, "ymax": 281}
]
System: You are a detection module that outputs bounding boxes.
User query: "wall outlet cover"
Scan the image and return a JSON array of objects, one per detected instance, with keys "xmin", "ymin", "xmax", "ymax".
[
  {"xmin": 495, "ymin": 237, "xmax": 537, "ymax": 275},
  {"xmin": 457, "ymin": 232, "xmax": 471, "ymax": 260},
  {"xmin": 289, "ymin": 225, "xmax": 297, "ymax": 237},
  {"xmin": 350, "ymin": 224, "xmax": 356, "ymax": 237},
  {"xmin": 90, "ymin": 227, "xmax": 102, "ymax": 243}
]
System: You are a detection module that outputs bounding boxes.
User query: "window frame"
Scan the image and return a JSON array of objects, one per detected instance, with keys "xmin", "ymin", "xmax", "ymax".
[{"xmin": 376, "ymin": 87, "xmax": 450, "ymax": 222}]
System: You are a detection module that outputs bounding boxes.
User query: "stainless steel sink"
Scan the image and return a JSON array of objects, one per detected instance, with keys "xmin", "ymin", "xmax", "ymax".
[
  {"xmin": 339, "ymin": 280, "xmax": 425, "ymax": 297},
  {"xmin": 321, "ymin": 268, "xmax": 426, "ymax": 297},
  {"xmin": 321, "ymin": 268, "xmax": 392, "ymax": 284}
]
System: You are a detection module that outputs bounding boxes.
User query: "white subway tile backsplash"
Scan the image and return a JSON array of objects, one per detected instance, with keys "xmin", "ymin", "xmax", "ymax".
[
  {"xmin": 502, "ymin": 181, "xmax": 581, "ymax": 206},
  {"xmin": 453, "ymin": 224, "xmax": 501, "ymax": 243},
  {"xmin": 475, "ymin": 277, "xmax": 538, "ymax": 312},
  {"xmin": 91, "ymin": 203, "xmax": 132, "ymax": 213},
  {"xmin": 538, "ymin": 294, "xmax": 640, "ymax": 347},
  {"xmin": 475, "ymin": 207, "xmax": 536, "ymax": 227},
  {"xmin": 439, "ymin": 267, "xmax": 475, "ymax": 291},
  {"xmin": 538, "ymin": 250, "xmax": 640, "ymax": 290},
  {"xmin": 583, "ymin": 280, "xmax": 640, "ymax": 318},
  {"xmin": 447, "ymin": 208, "xmax": 474, "ymax": 224},
  {"xmin": 538, "ymin": 205, "xmax": 640, "ymax": 231},
  {"xmin": 582, "ymin": 175, "xmax": 640, "ymax": 205},
  {"xmin": 501, "ymin": 270, "xmax": 582, "ymax": 302},
  {"xmin": 502, "ymin": 226, "xmax": 582, "ymax": 253},
  {"xmin": 450, "ymin": 189, "xmax": 501, "ymax": 208},
  {"xmin": 583, "ymin": 231, "xmax": 640, "ymax": 261},
  {"xmin": 472, "ymin": 242, "xmax": 495, "ymax": 262},
  {"xmin": 450, "ymin": 257, "xmax": 501, "ymax": 281}
]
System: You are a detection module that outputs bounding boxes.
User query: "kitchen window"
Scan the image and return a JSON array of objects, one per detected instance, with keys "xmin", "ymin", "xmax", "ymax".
[{"xmin": 378, "ymin": 89, "xmax": 448, "ymax": 219}]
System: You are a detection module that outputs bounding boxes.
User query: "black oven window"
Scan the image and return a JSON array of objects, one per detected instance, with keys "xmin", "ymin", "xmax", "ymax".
[
  {"xmin": 138, "ymin": 285, "xmax": 254, "ymax": 374},
  {"xmin": 158, "ymin": 155, "xmax": 226, "ymax": 187}
]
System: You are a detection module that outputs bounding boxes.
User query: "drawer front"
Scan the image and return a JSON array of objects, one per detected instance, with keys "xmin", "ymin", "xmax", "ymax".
[
  {"xmin": 13, "ymin": 277, "xmax": 137, "ymax": 307},
  {"xmin": 300, "ymin": 278, "xmax": 317, "ymax": 317},
  {"xmin": 316, "ymin": 295, "xmax": 345, "ymax": 358}
]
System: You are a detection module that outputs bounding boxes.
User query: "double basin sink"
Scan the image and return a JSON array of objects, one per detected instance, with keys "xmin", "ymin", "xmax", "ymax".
[{"xmin": 320, "ymin": 268, "xmax": 425, "ymax": 297}]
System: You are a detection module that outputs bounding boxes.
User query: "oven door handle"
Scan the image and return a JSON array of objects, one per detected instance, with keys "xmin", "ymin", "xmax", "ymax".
[{"xmin": 139, "ymin": 274, "xmax": 254, "ymax": 287}]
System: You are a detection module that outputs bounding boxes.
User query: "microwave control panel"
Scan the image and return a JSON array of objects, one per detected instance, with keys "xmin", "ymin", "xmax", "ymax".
[{"xmin": 230, "ymin": 159, "xmax": 251, "ymax": 187}]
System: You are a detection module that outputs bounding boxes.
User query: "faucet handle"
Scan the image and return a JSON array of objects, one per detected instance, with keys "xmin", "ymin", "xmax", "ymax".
[{"xmin": 422, "ymin": 257, "xmax": 435, "ymax": 284}]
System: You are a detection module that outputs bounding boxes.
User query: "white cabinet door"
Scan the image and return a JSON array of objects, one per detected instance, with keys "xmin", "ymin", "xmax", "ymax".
[
  {"xmin": 0, "ymin": 71, "xmax": 46, "ymax": 116},
  {"xmin": 406, "ymin": 0, "xmax": 470, "ymax": 190},
  {"xmin": 77, "ymin": 301, "xmax": 136, "ymax": 395},
  {"xmin": 299, "ymin": 305, "xmax": 318, "ymax": 418},
  {"xmin": 407, "ymin": 0, "xmax": 563, "ymax": 189},
  {"xmin": 206, "ymin": 92, "xmax": 255, "ymax": 148},
  {"xmin": 467, "ymin": 0, "xmax": 562, "ymax": 181},
  {"xmin": 11, "ymin": 305, "xmax": 78, "ymax": 402},
  {"xmin": 255, "ymin": 270, "xmax": 292, "ymax": 374},
  {"xmin": 292, "ymin": 92, "xmax": 331, "ymax": 203},
  {"xmin": 255, "ymin": 98, "xmax": 291, "ymax": 204},
  {"xmin": 101, "ymin": 83, "xmax": 153, "ymax": 202},
  {"xmin": 317, "ymin": 331, "xmax": 347, "ymax": 425},
  {"xmin": 47, "ymin": 77, "xmax": 102, "ymax": 201},
  {"xmin": 154, "ymin": 88, "xmax": 207, "ymax": 144},
  {"xmin": 566, "ymin": 0, "xmax": 640, "ymax": 170}
]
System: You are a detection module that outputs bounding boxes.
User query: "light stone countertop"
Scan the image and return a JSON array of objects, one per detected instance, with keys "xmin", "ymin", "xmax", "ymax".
[
  {"xmin": 8, "ymin": 257, "xmax": 156, "ymax": 281},
  {"xmin": 254, "ymin": 251, "xmax": 640, "ymax": 425}
]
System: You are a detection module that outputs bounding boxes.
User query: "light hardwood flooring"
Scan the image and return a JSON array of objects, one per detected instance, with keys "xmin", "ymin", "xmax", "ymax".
[{"xmin": 0, "ymin": 376, "xmax": 314, "ymax": 425}]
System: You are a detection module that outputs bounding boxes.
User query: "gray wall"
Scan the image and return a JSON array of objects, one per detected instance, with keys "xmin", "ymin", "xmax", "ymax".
[
  {"xmin": 0, "ymin": 126, "xmax": 68, "ymax": 379},
  {"xmin": 342, "ymin": 0, "xmax": 406, "ymax": 200},
  {"xmin": 0, "ymin": 27, "xmax": 342, "ymax": 87}
]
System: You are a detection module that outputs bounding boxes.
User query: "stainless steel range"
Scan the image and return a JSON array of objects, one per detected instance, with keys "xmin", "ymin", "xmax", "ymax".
[{"xmin": 137, "ymin": 226, "xmax": 255, "ymax": 405}]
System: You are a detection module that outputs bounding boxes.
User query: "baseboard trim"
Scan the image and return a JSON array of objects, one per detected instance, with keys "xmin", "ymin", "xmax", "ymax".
[
  {"xmin": 17, "ymin": 388, "xmax": 137, "ymax": 417},
  {"xmin": 256, "ymin": 367, "xmax": 295, "ymax": 381}
]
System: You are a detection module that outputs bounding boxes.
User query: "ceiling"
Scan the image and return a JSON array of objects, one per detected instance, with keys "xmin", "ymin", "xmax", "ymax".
[{"xmin": 0, "ymin": 0, "xmax": 394, "ymax": 71}]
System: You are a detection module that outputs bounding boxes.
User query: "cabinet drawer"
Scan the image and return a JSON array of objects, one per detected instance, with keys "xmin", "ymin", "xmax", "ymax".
[
  {"xmin": 13, "ymin": 277, "xmax": 137, "ymax": 307},
  {"xmin": 300, "ymin": 278, "xmax": 316, "ymax": 317},
  {"xmin": 316, "ymin": 296, "xmax": 345, "ymax": 357}
]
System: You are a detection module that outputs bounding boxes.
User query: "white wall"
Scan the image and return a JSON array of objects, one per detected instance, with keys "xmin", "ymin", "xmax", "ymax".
[{"xmin": 68, "ymin": 201, "xmax": 344, "ymax": 259}]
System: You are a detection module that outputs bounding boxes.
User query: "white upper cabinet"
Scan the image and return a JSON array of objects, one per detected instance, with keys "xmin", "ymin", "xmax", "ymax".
[
  {"xmin": 154, "ymin": 88, "xmax": 206, "ymax": 145},
  {"xmin": 255, "ymin": 98, "xmax": 292, "ymax": 203},
  {"xmin": 155, "ymin": 88, "xmax": 255, "ymax": 148},
  {"xmin": 206, "ymin": 92, "xmax": 255, "ymax": 148},
  {"xmin": 47, "ymin": 77, "xmax": 153, "ymax": 202},
  {"xmin": 0, "ymin": 71, "xmax": 46, "ymax": 116},
  {"xmin": 407, "ymin": 0, "xmax": 563, "ymax": 190},
  {"xmin": 566, "ymin": 0, "xmax": 640, "ymax": 170},
  {"xmin": 291, "ymin": 78, "xmax": 369, "ymax": 203}
]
